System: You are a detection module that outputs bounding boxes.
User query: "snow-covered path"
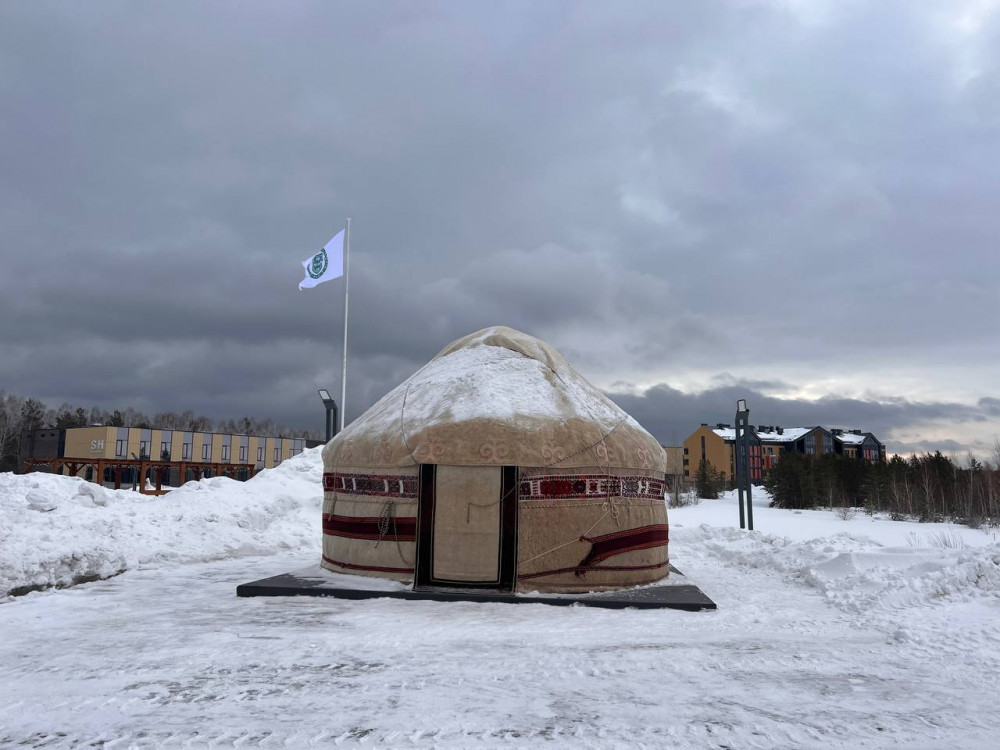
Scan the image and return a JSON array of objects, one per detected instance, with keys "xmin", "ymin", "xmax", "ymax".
[{"xmin": 2, "ymin": 535, "xmax": 998, "ymax": 748}]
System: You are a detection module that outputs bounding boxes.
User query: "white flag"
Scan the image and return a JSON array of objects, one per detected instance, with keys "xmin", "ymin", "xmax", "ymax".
[{"xmin": 299, "ymin": 229, "xmax": 345, "ymax": 290}]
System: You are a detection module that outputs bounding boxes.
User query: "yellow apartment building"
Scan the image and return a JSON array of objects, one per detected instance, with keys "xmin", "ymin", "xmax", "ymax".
[{"xmin": 20, "ymin": 426, "xmax": 314, "ymax": 492}]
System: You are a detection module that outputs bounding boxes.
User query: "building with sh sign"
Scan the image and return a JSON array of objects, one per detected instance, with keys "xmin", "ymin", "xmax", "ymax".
[{"xmin": 19, "ymin": 426, "xmax": 316, "ymax": 494}]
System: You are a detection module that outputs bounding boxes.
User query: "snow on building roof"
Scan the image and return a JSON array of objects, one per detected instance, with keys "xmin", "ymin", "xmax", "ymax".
[
  {"xmin": 711, "ymin": 426, "xmax": 812, "ymax": 443},
  {"xmin": 707, "ymin": 423, "xmax": 878, "ymax": 447},
  {"xmin": 833, "ymin": 432, "xmax": 867, "ymax": 445},
  {"xmin": 757, "ymin": 427, "xmax": 811, "ymax": 443}
]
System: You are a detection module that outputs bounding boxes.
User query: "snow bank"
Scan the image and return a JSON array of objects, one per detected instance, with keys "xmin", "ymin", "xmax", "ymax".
[
  {"xmin": 0, "ymin": 447, "xmax": 324, "ymax": 598},
  {"xmin": 671, "ymin": 490, "xmax": 1000, "ymax": 619}
]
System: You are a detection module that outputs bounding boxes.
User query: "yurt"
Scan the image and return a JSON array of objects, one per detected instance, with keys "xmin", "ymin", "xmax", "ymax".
[{"xmin": 321, "ymin": 326, "xmax": 668, "ymax": 593}]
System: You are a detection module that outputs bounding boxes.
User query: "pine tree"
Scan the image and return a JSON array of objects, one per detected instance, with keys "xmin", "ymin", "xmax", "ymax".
[
  {"xmin": 19, "ymin": 399, "xmax": 45, "ymax": 432},
  {"xmin": 695, "ymin": 459, "xmax": 719, "ymax": 499}
]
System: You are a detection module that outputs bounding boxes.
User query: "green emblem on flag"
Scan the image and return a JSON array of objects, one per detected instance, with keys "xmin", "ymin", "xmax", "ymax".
[{"xmin": 308, "ymin": 249, "xmax": 329, "ymax": 279}]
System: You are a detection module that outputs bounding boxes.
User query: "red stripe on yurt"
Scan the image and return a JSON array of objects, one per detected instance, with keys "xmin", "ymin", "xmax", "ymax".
[
  {"xmin": 322, "ymin": 514, "xmax": 417, "ymax": 542},
  {"xmin": 322, "ymin": 555, "xmax": 413, "ymax": 574},
  {"xmin": 517, "ymin": 560, "xmax": 670, "ymax": 581},
  {"xmin": 578, "ymin": 524, "xmax": 669, "ymax": 568}
]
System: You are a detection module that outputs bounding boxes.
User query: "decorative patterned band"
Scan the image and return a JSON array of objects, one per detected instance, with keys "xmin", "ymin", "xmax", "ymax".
[
  {"xmin": 322, "ymin": 555, "xmax": 414, "ymax": 575},
  {"xmin": 323, "ymin": 472, "xmax": 418, "ymax": 498},
  {"xmin": 325, "ymin": 471, "xmax": 664, "ymax": 503},
  {"xmin": 322, "ymin": 514, "xmax": 417, "ymax": 542},
  {"xmin": 519, "ymin": 474, "xmax": 665, "ymax": 502}
]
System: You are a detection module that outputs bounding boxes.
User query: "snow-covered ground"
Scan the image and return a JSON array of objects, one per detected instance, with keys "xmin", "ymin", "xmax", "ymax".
[
  {"xmin": 2, "ymin": 454, "xmax": 999, "ymax": 748},
  {"xmin": 0, "ymin": 449, "xmax": 323, "ymax": 597}
]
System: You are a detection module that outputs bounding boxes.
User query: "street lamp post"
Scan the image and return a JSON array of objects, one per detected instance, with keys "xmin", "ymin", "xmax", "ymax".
[
  {"xmin": 130, "ymin": 452, "xmax": 139, "ymax": 492},
  {"xmin": 735, "ymin": 399, "xmax": 754, "ymax": 530},
  {"xmin": 318, "ymin": 389, "xmax": 339, "ymax": 442}
]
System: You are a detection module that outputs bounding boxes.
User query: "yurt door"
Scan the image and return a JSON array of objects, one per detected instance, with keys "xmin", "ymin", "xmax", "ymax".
[{"xmin": 414, "ymin": 464, "xmax": 518, "ymax": 591}]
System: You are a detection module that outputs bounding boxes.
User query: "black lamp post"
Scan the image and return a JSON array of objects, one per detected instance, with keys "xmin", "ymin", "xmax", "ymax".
[
  {"xmin": 130, "ymin": 452, "xmax": 139, "ymax": 492},
  {"xmin": 735, "ymin": 399, "xmax": 754, "ymax": 530},
  {"xmin": 318, "ymin": 389, "xmax": 339, "ymax": 442}
]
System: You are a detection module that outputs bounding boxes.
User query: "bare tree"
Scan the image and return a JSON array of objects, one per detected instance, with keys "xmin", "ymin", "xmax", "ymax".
[
  {"xmin": 0, "ymin": 392, "xmax": 25, "ymax": 471},
  {"xmin": 187, "ymin": 414, "xmax": 213, "ymax": 432}
]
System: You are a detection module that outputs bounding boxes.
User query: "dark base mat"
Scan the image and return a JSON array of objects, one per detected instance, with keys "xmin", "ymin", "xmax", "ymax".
[{"xmin": 237, "ymin": 565, "xmax": 716, "ymax": 611}]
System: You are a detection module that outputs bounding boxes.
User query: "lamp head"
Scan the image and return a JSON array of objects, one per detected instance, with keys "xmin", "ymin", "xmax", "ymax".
[
  {"xmin": 318, "ymin": 389, "xmax": 331, "ymax": 401},
  {"xmin": 737, "ymin": 398, "xmax": 748, "ymax": 413}
]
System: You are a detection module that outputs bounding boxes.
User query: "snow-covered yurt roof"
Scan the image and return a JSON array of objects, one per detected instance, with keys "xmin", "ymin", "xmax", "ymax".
[{"xmin": 324, "ymin": 326, "xmax": 666, "ymax": 472}]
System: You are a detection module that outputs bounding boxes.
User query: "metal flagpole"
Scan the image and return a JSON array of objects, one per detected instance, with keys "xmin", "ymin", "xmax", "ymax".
[{"xmin": 340, "ymin": 218, "xmax": 351, "ymax": 432}]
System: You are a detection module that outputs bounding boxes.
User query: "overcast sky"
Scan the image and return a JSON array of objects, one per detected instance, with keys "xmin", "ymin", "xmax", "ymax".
[{"xmin": 2, "ymin": 1, "xmax": 998, "ymax": 457}]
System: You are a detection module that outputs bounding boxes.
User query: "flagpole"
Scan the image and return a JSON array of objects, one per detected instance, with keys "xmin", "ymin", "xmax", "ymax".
[{"xmin": 340, "ymin": 217, "xmax": 351, "ymax": 432}]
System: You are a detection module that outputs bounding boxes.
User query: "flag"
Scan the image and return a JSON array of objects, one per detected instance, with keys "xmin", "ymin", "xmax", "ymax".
[{"xmin": 299, "ymin": 229, "xmax": 345, "ymax": 290}]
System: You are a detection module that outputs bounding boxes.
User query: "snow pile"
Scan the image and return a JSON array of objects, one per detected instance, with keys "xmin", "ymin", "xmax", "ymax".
[
  {"xmin": 0, "ymin": 447, "xmax": 324, "ymax": 597},
  {"xmin": 805, "ymin": 547, "xmax": 1000, "ymax": 614},
  {"xmin": 671, "ymin": 490, "xmax": 1000, "ymax": 618}
]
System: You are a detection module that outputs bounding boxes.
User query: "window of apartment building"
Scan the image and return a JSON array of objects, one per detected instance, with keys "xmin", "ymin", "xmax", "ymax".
[
  {"xmin": 202, "ymin": 444, "xmax": 210, "ymax": 460},
  {"xmin": 221, "ymin": 445, "xmax": 230, "ymax": 461},
  {"xmin": 239, "ymin": 445, "xmax": 246, "ymax": 462},
  {"xmin": 161, "ymin": 441, "xmax": 169, "ymax": 458},
  {"xmin": 257, "ymin": 446, "xmax": 264, "ymax": 462},
  {"xmin": 139, "ymin": 440, "xmax": 148, "ymax": 458},
  {"xmin": 274, "ymin": 447, "xmax": 279, "ymax": 462},
  {"xmin": 115, "ymin": 439, "xmax": 124, "ymax": 457},
  {"xmin": 683, "ymin": 447, "xmax": 689, "ymax": 455},
  {"xmin": 182, "ymin": 443, "xmax": 190, "ymax": 460}
]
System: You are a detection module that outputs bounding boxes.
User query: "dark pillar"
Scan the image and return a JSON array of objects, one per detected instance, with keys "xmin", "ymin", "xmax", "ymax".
[{"xmin": 734, "ymin": 399, "xmax": 753, "ymax": 531}]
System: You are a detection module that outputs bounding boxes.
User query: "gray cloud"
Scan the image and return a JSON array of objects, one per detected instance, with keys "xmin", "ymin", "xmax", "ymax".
[
  {"xmin": 887, "ymin": 439, "xmax": 977, "ymax": 456},
  {"xmin": 1, "ymin": 1, "xmax": 998, "ymax": 448},
  {"xmin": 979, "ymin": 398, "xmax": 1000, "ymax": 417},
  {"xmin": 606, "ymin": 381, "xmax": 997, "ymax": 456}
]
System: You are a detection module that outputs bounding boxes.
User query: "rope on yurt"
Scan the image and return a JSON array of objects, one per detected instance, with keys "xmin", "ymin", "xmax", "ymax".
[
  {"xmin": 517, "ymin": 510, "xmax": 611, "ymax": 566},
  {"xmin": 374, "ymin": 498, "xmax": 414, "ymax": 566},
  {"xmin": 375, "ymin": 499, "xmax": 395, "ymax": 546},
  {"xmin": 397, "ymin": 382, "xmax": 418, "ymax": 462},
  {"xmin": 465, "ymin": 478, "xmax": 516, "ymax": 523},
  {"xmin": 517, "ymin": 380, "xmax": 647, "ymax": 566},
  {"xmin": 572, "ymin": 416, "xmax": 626, "ymax": 526}
]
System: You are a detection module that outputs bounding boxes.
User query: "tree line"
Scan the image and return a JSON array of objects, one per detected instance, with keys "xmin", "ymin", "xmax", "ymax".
[
  {"xmin": 763, "ymin": 450, "xmax": 1000, "ymax": 527},
  {"xmin": 0, "ymin": 390, "xmax": 322, "ymax": 472}
]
